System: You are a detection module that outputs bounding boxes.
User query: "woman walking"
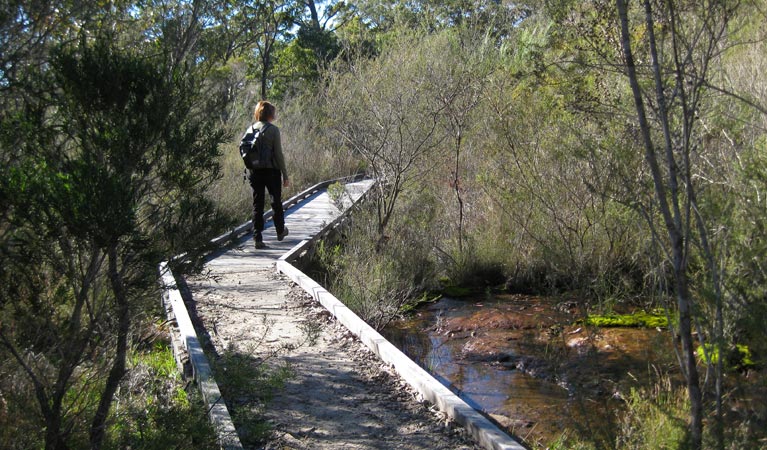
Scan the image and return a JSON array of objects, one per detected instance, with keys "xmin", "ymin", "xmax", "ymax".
[{"xmin": 246, "ymin": 100, "xmax": 289, "ymax": 249}]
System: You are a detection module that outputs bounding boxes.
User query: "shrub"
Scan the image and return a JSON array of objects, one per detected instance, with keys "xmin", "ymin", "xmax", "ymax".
[{"xmin": 315, "ymin": 200, "xmax": 437, "ymax": 330}]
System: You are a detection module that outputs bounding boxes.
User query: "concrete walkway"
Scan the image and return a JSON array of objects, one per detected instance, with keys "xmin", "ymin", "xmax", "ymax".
[{"xmin": 181, "ymin": 180, "xmax": 479, "ymax": 449}]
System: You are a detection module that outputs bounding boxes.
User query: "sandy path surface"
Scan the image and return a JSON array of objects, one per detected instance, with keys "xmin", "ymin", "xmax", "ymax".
[{"xmin": 184, "ymin": 259, "xmax": 479, "ymax": 450}]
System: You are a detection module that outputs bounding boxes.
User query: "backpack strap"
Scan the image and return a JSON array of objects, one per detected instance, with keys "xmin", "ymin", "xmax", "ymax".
[
  {"xmin": 261, "ymin": 122, "xmax": 274, "ymax": 165},
  {"xmin": 256, "ymin": 122, "xmax": 271, "ymax": 133}
]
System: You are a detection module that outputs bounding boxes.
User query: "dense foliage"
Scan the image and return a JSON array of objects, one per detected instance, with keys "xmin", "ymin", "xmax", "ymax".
[
  {"xmin": 1, "ymin": 0, "xmax": 765, "ymax": 449},
  {"xmin": 311, "ymin": 1, "xmax": 767, "ymax": 448}
]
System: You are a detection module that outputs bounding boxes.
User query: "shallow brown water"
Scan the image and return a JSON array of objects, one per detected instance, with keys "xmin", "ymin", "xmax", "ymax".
[{"xmin": 383, "ymin": 294, "xmax": 676, "ymax": 448}]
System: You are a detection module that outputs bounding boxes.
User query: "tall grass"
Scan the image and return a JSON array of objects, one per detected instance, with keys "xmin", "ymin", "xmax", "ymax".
[
  {"xmin": 106, "ymin": 342, "xmax": 218, "ymax": 450},
  {"xmin": 617, "ymin": 376, "xmax": 690, "ymax": 450}
]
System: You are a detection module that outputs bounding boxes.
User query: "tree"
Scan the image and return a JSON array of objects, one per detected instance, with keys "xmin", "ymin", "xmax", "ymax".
[
  {"xmin": 614, "ymin": 0, "xmax": 741, "ymax": 447},
  {"xmin": 200, "ymin": 0, "xmax": 285, "ymax": 118},
  {"xmin": 296, "ymin": 0, "xmax": 351, "ymax": 60},
  {"xmin": 351, "ymin": 0, "xmax": 530, "ymax": 37},
  {"xmin": 0, "ymin": 37, "xmax": 225, "ymax": 449},
  {"xmin": 325, "ymin": 32, "xmax": 449, "ymax": 240},
  {"xmin": 248, "ymin": 0, "xmax": 299, "ymax": 99},
  {"xmin": 426, "ymin": 30, "xmax": 491, "ymax": 255}
]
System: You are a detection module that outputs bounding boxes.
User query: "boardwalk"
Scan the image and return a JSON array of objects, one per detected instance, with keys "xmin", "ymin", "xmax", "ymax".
[{"xmin": 180, "ymin": 180, "xmax": 479, "ymax": 450}]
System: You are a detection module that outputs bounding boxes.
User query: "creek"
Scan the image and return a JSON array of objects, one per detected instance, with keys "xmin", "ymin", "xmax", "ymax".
[{"xmin": 382, "ymin": 294, "xmax": 677, "ymax": 448}]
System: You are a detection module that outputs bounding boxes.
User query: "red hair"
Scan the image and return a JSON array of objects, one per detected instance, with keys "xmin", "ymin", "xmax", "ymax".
[{"xmin": 254, "ymin": 100, "xmax": 276, "ymax": 122}]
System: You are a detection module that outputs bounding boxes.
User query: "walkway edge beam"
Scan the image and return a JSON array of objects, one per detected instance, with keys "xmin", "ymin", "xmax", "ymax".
[
  {"xmin": 158, "ymin": 262, "xmax": 243, "ymax": 450},
  {"xmin": 157, "ymin": 177, "xmax": 363, "ymax": 449},
  {"xmin": 276, "ymin": 259, "xmax": 526, "ymax": 450}
]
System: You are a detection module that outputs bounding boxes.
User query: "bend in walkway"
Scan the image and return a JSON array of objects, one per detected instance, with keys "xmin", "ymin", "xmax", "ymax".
[{"xmin": 179, "ymin": 178, "xmax": 522, "ymax": 450}]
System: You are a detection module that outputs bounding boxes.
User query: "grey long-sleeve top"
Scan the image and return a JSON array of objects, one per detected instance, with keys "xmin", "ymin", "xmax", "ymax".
[{"xmin": 254, "ymin": 121, "xmax": 288, "ymax": 179}]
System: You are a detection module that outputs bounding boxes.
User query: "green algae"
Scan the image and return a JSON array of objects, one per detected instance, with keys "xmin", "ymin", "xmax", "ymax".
[
  {"xmin": 696, "ymin": 343, "xmax": 756, "ymax": 370},
  {"xmin": 582, "ymin": 311, "xmax": 668, "ymax": 328}
]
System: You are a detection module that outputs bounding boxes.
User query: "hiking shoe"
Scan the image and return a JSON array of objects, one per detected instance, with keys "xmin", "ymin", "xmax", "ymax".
[
  {"xmin": 255, "ymin": 240, "xmax": 266, "ymax": 249},
  {"xmin": 277, "ymin": 227, "xmax": 289, "ymax": 241}
]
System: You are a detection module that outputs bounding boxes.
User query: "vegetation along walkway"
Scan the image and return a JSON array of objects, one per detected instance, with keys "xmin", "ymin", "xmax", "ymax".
[{"xmin": 176, "ymin": 179, "xmax": 492, "ymax": 450}]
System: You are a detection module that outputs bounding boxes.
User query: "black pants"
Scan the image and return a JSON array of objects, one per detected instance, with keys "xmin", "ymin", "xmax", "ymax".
[{"xmin": 249, "ymin": 169, "xmax": 285, "ymax": 241}]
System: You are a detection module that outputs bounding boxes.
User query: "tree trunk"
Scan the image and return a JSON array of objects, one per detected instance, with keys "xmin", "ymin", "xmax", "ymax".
[
  {"xmin": 89, "ymin": 244, "xmax": 131, "ymax": 450},
  {"xmin": 306, "ymin": 0, "xmax": 321, "ymax": 30},
  {"xmin": 672, "ymin": 248, "xmax": 704, "ymax": 450},
  {"xmin": 6, "ymin": 245, "xmax": 103, "ymax": 450},
  {"xmin": 260, "ymin": 46, "xmax": 271, "ymax": 100},
  {"xmin": 453, "ymin": 130, "xmax": 464, "ymax": 253},
  {"xmin": 616, "ymin": 1, "xmax": 703, "ymax": 447},
  {"xmin": 261, "ymin": 71, "xmax": 268, "ymax": 100},
  {"xmin": 44, "ymin": 413, "xmax": 67, "ymax": 450}
]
